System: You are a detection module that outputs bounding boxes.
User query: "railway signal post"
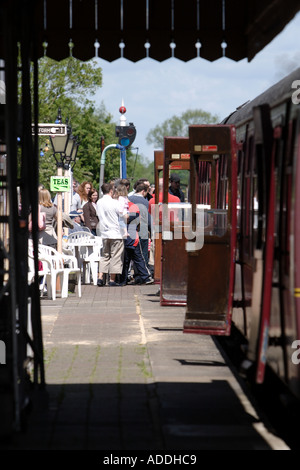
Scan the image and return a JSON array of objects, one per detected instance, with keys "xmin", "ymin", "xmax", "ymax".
[{"xmin": 115, "ymin": 100, "xmax": 136, "ymax": 179}]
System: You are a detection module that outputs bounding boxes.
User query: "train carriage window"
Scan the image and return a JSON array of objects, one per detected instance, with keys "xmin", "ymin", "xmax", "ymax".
[
  {"xmin": 205, "ymin": 163, "xmax": 211, "ymax": 206},
  {"xmin": 198, "ymin": 161, "xmax": 211, "ymax": 206},
  {"xmin": 195, "ymin": 155, "xmax": 229, "ymax": 238},
  {"xmin": 252, "ymin": 150, "xmax": 259, "ymax": 253},
  {"xmin": 243, "ymin": 136, "xmax": 254, "ymax": 258},
  {"xmin": 273, "ymin": 135, "xmax": 282, "ymax": 265},
  {"xmin": 236, "ymin": 147, "xmax": 243, "ymax": 231},
  {"xmin": 251, "ymin": 137, "xmax": 258, "ymax": 256},
  {"xmin": 287, "ymin": 119, "xmax": 297, "ymax": 166},
  {"xmin": 282, "ymin": 119, "xmax": 296, "ymax": 275},
  {"xmin": 217, "ymin": 154, "xmax": 228, "ymax": 210},
  {"xmin": 199, "ymin": 164, "xmax": 203, "ymax": 202},
  {"xmin": 246, "ymin": 137, "xmax": 253, "ymax": 175}
]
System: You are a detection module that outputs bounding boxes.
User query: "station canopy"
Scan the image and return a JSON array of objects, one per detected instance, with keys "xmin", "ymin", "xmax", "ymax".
[{"xmin": 20, "ymin": 0, "xmax": 300, "ymax": 63}]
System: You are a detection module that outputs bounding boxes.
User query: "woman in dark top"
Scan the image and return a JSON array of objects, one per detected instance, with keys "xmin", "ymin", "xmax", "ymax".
[{"xmin": 83, "ymin": 188, "xmax": 99, "ymax": 235}]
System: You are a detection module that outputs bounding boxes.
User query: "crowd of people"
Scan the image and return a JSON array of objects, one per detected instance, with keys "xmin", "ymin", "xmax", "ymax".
[{"xmin": 36, "ymin": 173, "xmax": 184, "ymax": 287}]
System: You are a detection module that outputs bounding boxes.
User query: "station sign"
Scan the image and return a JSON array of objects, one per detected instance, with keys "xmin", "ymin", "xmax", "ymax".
[
  {"xmin": 32, "ymin": 123, "xmax": 67, "ymax": 136},
  {"xmin": 194, "ymin": 145, "xmax": 218, "ymax": 152},
  {"xmin": 170, "ymin": 164, "xmax": 183, "ymax": 169},
  {"xmin": 50, "ymin": 176, "xmax": 70, "ymax": 192},
  {"xmin": 171, "ymin": 153, "xmax": 190, "ymax": 160}
]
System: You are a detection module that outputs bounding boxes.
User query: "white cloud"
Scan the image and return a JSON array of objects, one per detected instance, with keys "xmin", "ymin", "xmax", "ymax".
[{"xmin": 94, "ymin": 12, "xmax": 300, "ymax": 162}]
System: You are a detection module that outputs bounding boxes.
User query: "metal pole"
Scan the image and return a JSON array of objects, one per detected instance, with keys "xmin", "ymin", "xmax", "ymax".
[
  {"xmin": 99, "ymin": 144, "xmax": 124, "ymax": 193},
  {"xmin": 121, "ymin": 147, "xmax": 127, "ymax": 178}
]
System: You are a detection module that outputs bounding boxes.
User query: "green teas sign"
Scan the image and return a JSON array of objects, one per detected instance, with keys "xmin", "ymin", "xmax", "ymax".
[{"xmin": 50, "ymin": 176, "xmax": 71, "ymax": 192}]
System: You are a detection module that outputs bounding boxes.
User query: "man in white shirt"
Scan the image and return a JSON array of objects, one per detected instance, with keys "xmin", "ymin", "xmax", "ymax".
[{"xmin": 96, "ymin": 182, "xmax": 124, "ymax": 286}]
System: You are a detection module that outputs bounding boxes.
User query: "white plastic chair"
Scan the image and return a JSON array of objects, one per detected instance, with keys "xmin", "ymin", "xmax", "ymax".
[
  {"xmin": 28, "ymin": 242, "xmax": 46, "ymax": 296},
  {"xmin": 67, "ymin": 232, "xmax": 102, "ymax": 285},
  {"xmin": 38, "ymin": 244, "xmax": 81, "ymax": 299},
  {"xmin": 67, "ymin": 231, "xmax": 95, "ymax": 259},
  {"xmin": 36, "ymin": 245, "xmax": 65, "ymax": 300},
  {"xmin": 60, "ymin": 253, "xmax": 82, "ymax": 298},
  {"xmin": 67, "ymin": 231, "xmax": 95, "ymax": 242},
  {"xmin": 82, "ymin": 236, "xmax": 103, "ymax": 285}
]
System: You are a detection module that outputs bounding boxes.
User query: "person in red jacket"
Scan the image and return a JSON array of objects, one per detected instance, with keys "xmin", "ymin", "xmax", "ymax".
[{"xmin": 148, "ymin": 177, "xmax": 180, "ymax": 225}]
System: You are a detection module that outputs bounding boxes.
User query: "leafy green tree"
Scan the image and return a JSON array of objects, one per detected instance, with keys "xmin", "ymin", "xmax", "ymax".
[
  {"xmin": 36, "ymin": 56, "xmax": 102, "ymax": 117},
  {"xmin": 129, "ymin": 157, "xmax": 154, "ymax": 185},
  {"xmin": 146, "ymin": 109, "xmax": 220, "ymax": 149},
  {"xmin": 32, "ymin": 56, "xmax": 139, "ymax": 191}
]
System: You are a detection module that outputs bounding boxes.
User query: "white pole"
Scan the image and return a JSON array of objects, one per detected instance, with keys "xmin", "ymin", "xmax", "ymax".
[{"xmin": 56, "ymin": 165, "xmax": 63, "ymax": 254}]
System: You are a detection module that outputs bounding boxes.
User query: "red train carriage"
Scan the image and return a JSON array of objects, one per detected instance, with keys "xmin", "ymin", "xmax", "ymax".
[{"xmin": 223, "ymin": 67, "xmax": 300, "ymax": 397}]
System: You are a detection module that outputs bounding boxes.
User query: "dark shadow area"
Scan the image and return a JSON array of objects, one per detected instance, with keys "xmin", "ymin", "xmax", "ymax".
[
  {"xmin": 175, "ymin": 359, "xmax": 226, "ymax": 367},
  {"xmin": 153, "ymin": 327, "xmax": 183, "ymax": 332},
  {"xmin": 0, "ymin": 381, "xmax": 275, "ymax": 451},
  {"xmin": 215, "ymin": 329, "xmax": 300, "ymax": 450}
]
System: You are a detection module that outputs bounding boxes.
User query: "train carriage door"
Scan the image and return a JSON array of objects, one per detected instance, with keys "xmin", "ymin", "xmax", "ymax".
[
  {"xmin": 183, "ymin": 125, "xmax": 237, "ymax": 336},
  {"xmin": 160, "ymin": 137, "xmax": 191, "ymax": 306},
  {"xmin": 152, "ymin": 150, "xmax": 164, "ymax": 284}
]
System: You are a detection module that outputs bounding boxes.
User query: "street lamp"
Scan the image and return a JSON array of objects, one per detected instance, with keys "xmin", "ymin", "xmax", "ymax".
[
  {"xmin": 49, "ymin": 108, "xmax": 80, "ymax": 252},
  {"xmin": 49, "ymin": 109, "xmax": 80, "ymax": 168},
  {"xmin": 64, "ymin": 134, "xmax": 79, "ymax": 170},
  {"xmin": 50, "ymin": 111, "xmax": 71, "ymax": 166}
]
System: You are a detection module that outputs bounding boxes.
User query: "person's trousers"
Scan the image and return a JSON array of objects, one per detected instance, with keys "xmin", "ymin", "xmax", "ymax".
[
  {"xmin": 121, "ymin": 242, "xmax": 151, "ymax": 284},
  {"xmin": 99, "ymin": 238, "xmax": 124, "ymax": 274},
  {"xmin": 139, "ymin": 237, "xmax": 149, "ymax": 266}
]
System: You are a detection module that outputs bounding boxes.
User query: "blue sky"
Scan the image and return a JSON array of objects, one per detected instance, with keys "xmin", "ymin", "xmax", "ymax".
[{"xmin": 94, "ymin": 11, "xmax": 300, "ymax": 162}]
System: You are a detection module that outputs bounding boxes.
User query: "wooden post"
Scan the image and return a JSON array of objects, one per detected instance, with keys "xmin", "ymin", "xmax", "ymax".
[
  {"xmin": 63, "ymin": 166, "xmax": 70, "ymax": 236},
  {"xmin": 55, "ymin": 165, "xmax": 63, "ymax": 293},
  {"xmin": 56, "ymin": 165, "xmax": 63, "ymax": 253}
]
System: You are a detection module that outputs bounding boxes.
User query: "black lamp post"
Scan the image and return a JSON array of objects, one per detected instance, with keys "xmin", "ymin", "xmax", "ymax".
[
  {"xmin": 64, "ymin": 133, "xmax": 79, "ymax": 171},
  {"xmin": 50, "ymin": 111, "xmax": 70, "ymax": 165},
  {"xmin": 49, "ymin": 108, "xmax": 80, "ymax": 170}
]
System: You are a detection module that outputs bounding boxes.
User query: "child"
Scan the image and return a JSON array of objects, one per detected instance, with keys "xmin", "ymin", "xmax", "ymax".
[{"xmin": 113, "ymin": 183, "xmax": 129, "ymax": 238}]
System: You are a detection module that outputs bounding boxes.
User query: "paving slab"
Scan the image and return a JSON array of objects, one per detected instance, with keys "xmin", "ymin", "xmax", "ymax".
[{"xmin": 3, "ymin": 284, "xmax": 290, "ymax": 451}]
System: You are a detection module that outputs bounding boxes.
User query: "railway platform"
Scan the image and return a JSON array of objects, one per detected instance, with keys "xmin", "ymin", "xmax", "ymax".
[{"xmin": 3, "ymin": 283, "xmax": 290, "ymax": 451}]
